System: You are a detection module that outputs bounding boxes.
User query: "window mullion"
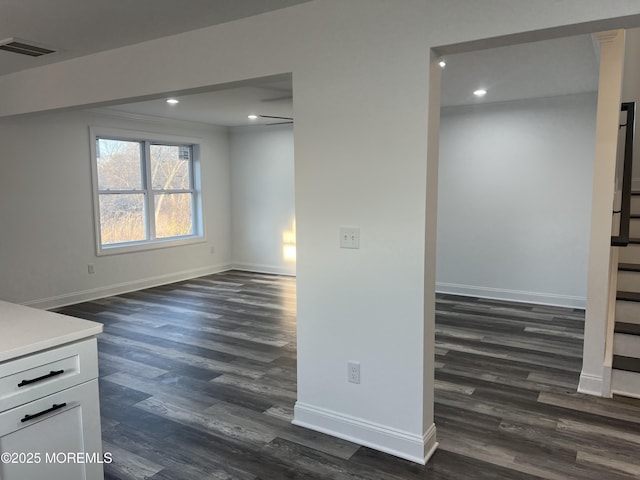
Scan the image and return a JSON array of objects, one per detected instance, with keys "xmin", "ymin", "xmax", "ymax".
[
  {"xmin": 189, "ymin": 146, "xmax": 197, "ymax": 236},
  {"xmin": 143, "ymin": 141, "xmax": 156, "ymax": 241}
]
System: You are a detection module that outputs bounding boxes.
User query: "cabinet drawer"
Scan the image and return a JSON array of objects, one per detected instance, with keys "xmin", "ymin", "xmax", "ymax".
[
  {"xmin": 0, "ymin": 338, "xmax": 98, "ymax": 413},
  {"xmin": 0, "ymin": 379, "xmax": 103, "ymax": 480}
]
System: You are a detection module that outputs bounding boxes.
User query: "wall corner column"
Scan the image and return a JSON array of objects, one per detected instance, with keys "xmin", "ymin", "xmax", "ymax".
[
  {"xmin": 579, "ymin": 30, "xmax": 625, "ymax": 397},
  {"xmin": 421, "ymin": 49, "xmax": 443, "ymax": 462}
]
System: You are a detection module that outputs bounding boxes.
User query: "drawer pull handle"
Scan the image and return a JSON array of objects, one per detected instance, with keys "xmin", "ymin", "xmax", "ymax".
[
  {"xmin": 21, "ymin": 403, "xmax": 67, "ymax": 423},
  {"xmin": 18, "ymin": 369, "xmax": 65, "ymax": 388}
]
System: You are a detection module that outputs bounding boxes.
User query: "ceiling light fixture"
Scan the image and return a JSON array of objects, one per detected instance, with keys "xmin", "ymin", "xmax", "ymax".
[
  {"xmin": 248, "ymin": 114, "xmax": 258, "ymax": 120},
  {"xmin": 473, "ymin": 89, "xmax": 487, "ymax": 97},
  {"xmin": 439, "ymin": 60, "xmax": 446, "ymax": 68},
  {"xmin": 166, "ymin": 98, "xmax": 179, "ymax": 105}
]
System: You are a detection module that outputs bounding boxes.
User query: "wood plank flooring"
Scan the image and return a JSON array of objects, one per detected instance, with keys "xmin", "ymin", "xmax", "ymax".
[{"xmin": 55, "ymin": 271, "xmax": 640, "ymax": 479}]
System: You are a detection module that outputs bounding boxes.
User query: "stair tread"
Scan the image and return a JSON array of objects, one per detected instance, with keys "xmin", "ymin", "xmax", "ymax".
[
  {"xmin": 615, "ymin": 322, "xmax": 640, "ymax": 335},
  {"xmin": 617, "ymin": 291, "xmax": 640, "ymax": 302},
  {"xmin": 613, "ymin": 355, "xmax": 640, "ymax": 374},
  {"xmin": 619, "ymin": 263, "xmax": 640, "ymax": 272}
]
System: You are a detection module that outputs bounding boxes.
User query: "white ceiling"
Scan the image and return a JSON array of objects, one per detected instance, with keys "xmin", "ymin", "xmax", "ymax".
[
  {"xmin": 103, "ymin": 76, "xmax": 294, "ymax": 127},
  {"xmin": 440, "ymin": 34, "xmax": 599, "ymax": 107},
  {"xmin": 0, "ymin": 0, "xmax": 312, "ymax": 76},
  {"xmin": 0, "ymin": 1, "xmax": 600, "ymax": 125},
  {"xmin": 101, "ymin": 34, "xmax": 599, "ymax": 126}
]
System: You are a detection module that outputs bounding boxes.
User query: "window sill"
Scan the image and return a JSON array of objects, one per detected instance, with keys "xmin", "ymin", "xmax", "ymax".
[{"xmin": 97, "ymin": 235, "xmax": 206, "ymax": 256}]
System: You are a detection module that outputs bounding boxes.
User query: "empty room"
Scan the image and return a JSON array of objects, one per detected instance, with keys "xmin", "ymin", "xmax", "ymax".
[{"xmin": 1, "ymin": 2, "xmax": 640, "ymax": 479}]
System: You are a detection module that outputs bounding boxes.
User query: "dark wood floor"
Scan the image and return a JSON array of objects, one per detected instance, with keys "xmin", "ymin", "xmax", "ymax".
[{"xmin": 56, "ymin": 270, "xmax": 640, "ymax": 479}]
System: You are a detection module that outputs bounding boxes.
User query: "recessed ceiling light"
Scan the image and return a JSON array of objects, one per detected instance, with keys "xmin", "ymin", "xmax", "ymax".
[
  {"xmin": 473, "ymin": 89, "xmax": 487, "ymax": 97},
  {"xmin": 166, "ymin": 98, "xmax": 179, "ymax": 105},
  {"xmin": 439, "ymin": 60, "xmax": 446, "ymax": 68},
  {"xmin": 248, "ymin": 115, "xmax": 258, "ymax": 120}
]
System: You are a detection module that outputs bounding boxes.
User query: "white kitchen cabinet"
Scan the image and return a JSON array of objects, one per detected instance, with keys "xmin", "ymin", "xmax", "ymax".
[
  {"xmin": 0, "ymin": 302, "xmax": 103, "ymax": 480},
  {"xmin": 0, "ymin": 379, "xmax": 103, "ymax": 479}
]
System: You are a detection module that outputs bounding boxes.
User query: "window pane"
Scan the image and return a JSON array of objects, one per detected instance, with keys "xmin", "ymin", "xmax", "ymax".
[
  {"xmin": 154, "ymin": 193, "xmax": 193, "ymax": 238},
  {"xmin": 96, "ymin": 139, "xmax": 143, "ymax": 190},
  {"xmin": 150, "ymin": 145, "xmax": 191, "ymax": 190},
  {"xmin": 99, "ymin": 194, "xmax": 146, "ymax": 244}
]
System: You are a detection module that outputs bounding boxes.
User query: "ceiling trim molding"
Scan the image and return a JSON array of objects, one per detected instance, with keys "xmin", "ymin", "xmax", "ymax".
[
  {"xmin": 440, "ymin": 90, "xmax": 598, "ymax": 113},
  {"xmin": 88, "ymin": 107, "xmax": 227, "ymax": 130}
]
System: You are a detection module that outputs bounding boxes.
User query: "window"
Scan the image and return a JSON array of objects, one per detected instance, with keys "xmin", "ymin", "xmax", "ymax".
[{"xmin": 90, "ymin": 127, "xmax": 203, "ymax": 254}]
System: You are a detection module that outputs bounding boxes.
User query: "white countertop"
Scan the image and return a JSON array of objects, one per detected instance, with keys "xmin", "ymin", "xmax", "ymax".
[{"xmin": 0, "ymin": 300, "xmax": 103, "ymax": 363}]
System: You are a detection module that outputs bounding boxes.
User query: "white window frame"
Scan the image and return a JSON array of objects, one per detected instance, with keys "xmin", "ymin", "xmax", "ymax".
[{"xmin": 89, "ymin": 126, "xmax": 205, "ymax": 256}]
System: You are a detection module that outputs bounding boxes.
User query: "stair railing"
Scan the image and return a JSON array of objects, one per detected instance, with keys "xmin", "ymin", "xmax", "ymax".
[{"xmin": 611, "ymin": 102, "xmax": 635, "ymax": 246}]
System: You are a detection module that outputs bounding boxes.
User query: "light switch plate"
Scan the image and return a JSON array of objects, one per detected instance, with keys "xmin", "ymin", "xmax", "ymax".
[{"xmin": 340, "ymin": 227, "xmax": 360, "ymax": 249}]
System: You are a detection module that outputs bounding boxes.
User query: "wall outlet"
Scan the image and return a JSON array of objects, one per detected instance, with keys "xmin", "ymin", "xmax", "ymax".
[
  {"xmin": 348, "ymin": 361, "xmax": 361, "ymax": 384},
  {"xmin": 87, "ymin": 264, "xmax": 95, "ymax": 274},
  {"xmin": 340, "ymin": 227, "xmax": 360, "ymax": 249},
  {"xmin": 210, "ymin": 246, "xmax": 215, "ymax": 254}
]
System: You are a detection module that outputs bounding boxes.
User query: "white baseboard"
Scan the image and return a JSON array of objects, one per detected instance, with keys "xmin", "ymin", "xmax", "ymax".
[
  {"xmin": 293, "ymin": 402, "xmax": 438, "ymax": 465},
  {"xmin": 232, "ymin": 262, "xmax": 296, "ymax": 277},
  {"xmin": 578, "ymin": 371, "xmax": 608, "ymax": 397},
  {"xmin": 436, "ymin": 282, "xmax": 586, "ymax": 309},
  {"xmin": 24, "ymin": 263, "xmax": 233, "ymax": 310}
]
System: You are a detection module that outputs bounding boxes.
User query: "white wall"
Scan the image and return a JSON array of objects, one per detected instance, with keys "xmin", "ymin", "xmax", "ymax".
[
  {"xmin": 0, "ymin": 110, "xmax": 231, "ymax": 308},
  {"xmin": 230, "ymin": 125, "xmax": 296, "ymax": 275},
  {"xmin": 2, "ymin": 0, "xmax": 640, "ymax": 464},
  {"xmin": 437, "ymin": 93, "xmax": 597, "ymax": 308}
]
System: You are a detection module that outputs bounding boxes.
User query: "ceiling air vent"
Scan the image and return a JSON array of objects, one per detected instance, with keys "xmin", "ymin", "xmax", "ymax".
[{"xmin": 0, "ymin": 38, "xmax": 55, "ymax": 57}]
